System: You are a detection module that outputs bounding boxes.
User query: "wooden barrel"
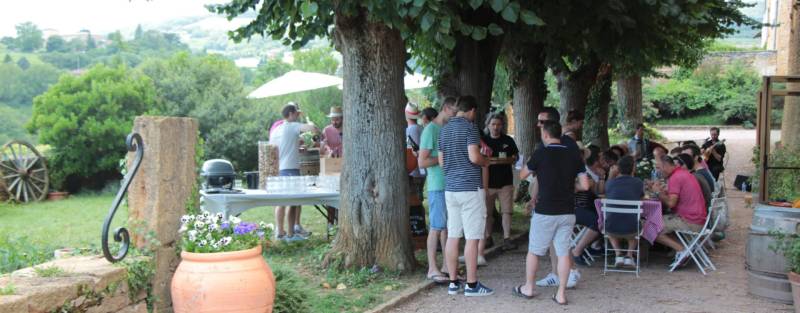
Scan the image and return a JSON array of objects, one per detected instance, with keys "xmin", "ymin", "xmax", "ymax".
[
  {"xmin": 299, "ymin": 149, "xmax": 320, "ymax": 176},
  {"xmin": 746, "ymin": 203, "xmax": 800, "ymax": 304}
]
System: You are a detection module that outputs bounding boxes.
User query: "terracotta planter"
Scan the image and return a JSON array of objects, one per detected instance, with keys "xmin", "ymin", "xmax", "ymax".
[
  {"xmin": 47, "ymin": 191, "xmax": 69, "ymax": 201},
  {"xmin": 789, "ymin": 271, "xmax": 800, "ymax": 312},
  {"xmin": 171, "ymin": 245, "xmax": 275, "ymax": 313}
]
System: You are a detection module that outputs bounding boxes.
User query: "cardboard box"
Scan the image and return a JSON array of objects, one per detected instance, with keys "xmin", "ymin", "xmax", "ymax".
[{"xmin": 320, "ymin": 157, "xmax": 343, "ymax": 175}]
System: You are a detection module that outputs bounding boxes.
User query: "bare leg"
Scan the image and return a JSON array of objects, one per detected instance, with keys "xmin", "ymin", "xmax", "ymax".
[
  {"xmin": 292, "ymin": 205, "xmax": 302, "ymax": 230},
  {"xmin": 502, "ymin": 213, "xmax": 512, "ymax": 239},
  {"xmin": 275, "ymin": 206, "xmax": 286, "ymax": 236},
  {"xmin": 656, "ymin": 233, "xmax": 684, "ymax": 252},
  {"xmin": 479, "ymin": 195, "xmax": 496, "ymax": 257},
  {"xmin": 446, "ymin": 238, "xmax": 460, "ymax": 281},
  {"xmin": 427, "ymin": 230, "xmax": 444, "ymax": 277},
  {"xmin": 556, "ymin": 255, "xmax": 571, "ymax": 303},
  {"xmin": 571, "ymin": 229, "xmax": 600, "ymax": 257},
  {"xmin": 286, "ymin": 206, "xmax": 297, "ymax": 236},
  {"xmin": 549, "ymin": 245, "xmax": 558, "ymax": 274},
  {"xmin": 521, "ymin": 252, "xmax": 539, "ymax": 296},
  {"xmin": 465, "ymin": 238, "xmax": 479, "ymax": 283},
  {"xmin": 439, "ymin": 231, "xmax": 448, "ymax": 272},
  {"xmin": 626, "ymin": 238, "xmax": 639, "ymax": 258},
  {"xmin": 608, "ymin": 236, "xmax": 624, "ymax": 256}
]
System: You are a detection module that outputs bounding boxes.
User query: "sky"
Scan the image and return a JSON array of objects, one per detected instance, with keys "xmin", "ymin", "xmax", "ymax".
[{"xmin": 0, "ymin": 0, "xmax": 227, "ymax": 37}]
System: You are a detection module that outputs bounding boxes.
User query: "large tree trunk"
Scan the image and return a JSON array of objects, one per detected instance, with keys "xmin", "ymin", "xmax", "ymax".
[
  {"xmin": 503, "ymin": 42, "xmax": 546, "ymax": 162},
  {"xmin": 438, "ymin": 36, "xmax": 503, "ymax": 127},
  {"xmin": 584, "ymin": 64, "xmax": 612, "ymax": 149},
  {"xmin": 616, "ymin": 74, "xmax": 643, "ymax": 138},
  {"xmin": 553, "ymin": 59, "xmax": 600, "ymax": 127},
  {"xmin": 327, "ymin": 12, "xmax": 415, "ymax": 272},
  {"xmin": 781, "ymin": 3, "xmax": 800, "ymax": 149}
]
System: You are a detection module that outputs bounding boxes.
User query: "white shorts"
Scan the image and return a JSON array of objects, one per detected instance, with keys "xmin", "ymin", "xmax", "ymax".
[{"xmin": 445, "ymin": 189, "xmax": 487, "ymax": 240}]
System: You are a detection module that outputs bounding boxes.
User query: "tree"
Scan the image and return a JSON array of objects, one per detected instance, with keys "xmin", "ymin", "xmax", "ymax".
[
  {"xmin": 46, "ymin": 35, "xmax": 67, "ymax": 52},
  {"xmin": 86, "ymin": 32, "xmax": 97, "ymax": 50},
  {"xmin": 293, "ymin": 46, "xmax": 338, "ymax": 75},
  {"xmin": 251, "ymin": 57, "xmax": 293, "ymax": 86},
  {"xmin": 3, "ymin": 54, "xmax": 11, "ymax": 63},
  {"xmin": 134, "ymin": 24, "xmax": 144, "ymax": 40},
  {"xmin": 27, "ymin": 64, "xmax": 154, "ymax": 191},
  {"xmin": 15, "ymin": 22, "xmax": 44, "ymax": 52},
  {"xmin": 0, "ymin": 37, "xmax": 15, "ymax": 50},
  {"xmin": 138, "ymin": 52, "xmax": 270, "ymax": 171},
  {"xmin": 16, "ymin": 57, "xmax": 30, "ymax": 70},
  {"xmin": 0, "ymin": 103, "xmax": 33, "ymax": 144},
  {"xmin": 501, "ymin": 37, "xmax": 547, "ymax": 160},
  {"xmin": 0, "ymin": 62, "xmax": 62, "ymax": 108}
]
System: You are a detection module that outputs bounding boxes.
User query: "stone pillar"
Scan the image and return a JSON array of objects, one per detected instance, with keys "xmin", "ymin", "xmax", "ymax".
[
  {"xmin": 128, "ymin": 116, "xmax": 199, "ymax": 313},
  {"xmin": 775, "ymin": 0, "xmax": 793, "ymax": 75}
]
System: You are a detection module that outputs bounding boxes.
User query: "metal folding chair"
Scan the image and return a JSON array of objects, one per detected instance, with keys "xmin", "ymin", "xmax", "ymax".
[
  {"xmin": 670, "ymin": 200, "xmax": 723, "ymax": 275},
  {"xmin": 600, "ymin": 199, "xmax": 643, "ymax": 276},
  {"xmin": 570, "ymin": 225, "xmax": 595, "ymax": 266}
]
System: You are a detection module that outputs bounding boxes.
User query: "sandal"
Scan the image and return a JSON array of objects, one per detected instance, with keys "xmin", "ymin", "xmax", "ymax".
[
  {"xmin": 512, "ymin": 285, "xmax": 536, "ymax": 299},
  {"xmin": 427, "ymin": 274, "xmax": 449, "ymax": 285},
  {"xmin": 552, "ymin": 293, "xmax": 568, "ymax": 305}
]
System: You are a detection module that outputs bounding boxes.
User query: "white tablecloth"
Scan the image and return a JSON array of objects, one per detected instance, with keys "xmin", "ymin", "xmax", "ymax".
[{"xmin": 201, "ymin": 188, "xmax": 340, "ymax": 217}]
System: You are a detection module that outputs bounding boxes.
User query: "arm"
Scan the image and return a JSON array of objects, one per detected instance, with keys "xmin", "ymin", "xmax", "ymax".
[
  {"xmin": 576, "ymin": 174, "xmax": 591, "ymax": 192},
  {"xmin": 468, "ymin": 144, "xmax": 489, "ymax": 167},
  {"xmin": 418, "ymin": 149, "xmax": 438, "ymax": 168},
  {"xmin": 437, "ymin": 151, "xmax": 444, "ymax": 170},
  {"xmin": 299, "ymin": 123, "xmax": 319, "ymax": 133},
  {"xmin": 710, "ymin": 146, "xmax": 723, "ymax": 162},
  {"xmin": 659, "ymin": 193, "xmax": 679, "ymax": 209}
]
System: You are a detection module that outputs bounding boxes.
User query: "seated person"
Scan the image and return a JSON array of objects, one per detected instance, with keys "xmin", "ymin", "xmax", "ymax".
[
  {"xmin": 651, "ymin": 155, "xmax": 708, "ymax": 267},
  {"xmin": 601, "ymin": 150, "xmax": 620, "ymax": 181},
  {"xmin": 609, "ymin": 145, "xmax": 626, "ymax": 158},
  {"xmin": 676, "ymin": 153, "xmax": 711, "ymax": 209},
  {"xmin": 682, "ymin": 144, "xmax": 715, "ymax": 190},
  {"xmin": 604, "ymin": 156, "xmax": 644, "ymax": 267},
  {"xmin": 571, "ymin": 149, "xmax": 605, "ymax": 266}
]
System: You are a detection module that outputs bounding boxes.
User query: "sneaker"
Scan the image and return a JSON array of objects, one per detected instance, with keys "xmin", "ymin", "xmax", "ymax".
[
  {"xmin": 284, "ymin": 234, "xmax": 307, "ymax": 242},
  {"xmin": 670, "ymin": 250, "xmax": 689, "ymax": 268},
  {"xmin": 535, "ymin": 273, "xmax": 559, "ymax": 287},
  {"xmin": 294, "ymin": 225, "xmax": 312, "ymax": 237},
  {"xmin": 573, "ymin": 255, "xmax": 590, "ymax": 267},
  {"xmin": 464, "ymin": 282, "xmax": 494, "ymax": 297},
  {"xmin": 275, "ymin": 233, "xmax": 286, "ymax": 241},
  {"xmin": 501, "ymin": 238, "xmax": 518, "ymax": 251},
  {"xmin": 614, "ymin": 256, "xmax": 624, "ymax": 267},
  {"xmin": 623, "ymin": 257, "xmax": 636, "ymax": 268},
  {"xmin": 566, "ymin": 269, "xmax": 580, "ymax": 289},
  {"xmin": 447, "ymin": 281, "xmax": 462, "ymax": 295},
  {"xmin": 477, "ymin": 256, "xmax": 488, "ymax": 267}
]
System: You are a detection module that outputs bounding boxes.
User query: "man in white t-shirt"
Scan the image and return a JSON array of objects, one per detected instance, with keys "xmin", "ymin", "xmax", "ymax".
[{"xmin": 270, "ymin": 103, "xmax": 318, "ymax": 241}]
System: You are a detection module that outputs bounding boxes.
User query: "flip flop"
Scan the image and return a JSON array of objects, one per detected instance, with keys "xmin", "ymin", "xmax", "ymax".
[
  {"xmin": 552, "ymin": 293, "xmax": 568, "ymax": 305},
  {"xmin": 512, "ymin": 285, "xmax": 536, "ymax": 299},
  {"xmin": 427, "ymin": 274, "xmax": 449, "ymax": 285}
]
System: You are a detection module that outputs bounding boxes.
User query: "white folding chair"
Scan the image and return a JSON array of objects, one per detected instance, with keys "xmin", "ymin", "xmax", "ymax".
[
  {"xmin": 570, "ymin": 225, "xmax": 595, "ymax": 266},
  {"xmin": 600, "ymin": 199, "xmax": 643, "ymax": 276},
  {"xmin": 670, "ymin": 200, "xmax": 723, "ymax": 275}
]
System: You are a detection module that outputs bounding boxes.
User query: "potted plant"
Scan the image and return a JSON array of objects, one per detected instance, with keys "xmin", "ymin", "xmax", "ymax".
[
  {"xmin": 172, "ymin": 212, "xmax": 276, "ymax": 313},
  {"xmin": 47, "ymin": 172, "xmax": 69, "ymax": 201},
  {"xmin": 770, "ymin": 230, "xmax": 800, "ymax": 311}
]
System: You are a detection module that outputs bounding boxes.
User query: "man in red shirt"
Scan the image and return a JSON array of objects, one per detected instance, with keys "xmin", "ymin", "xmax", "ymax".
[{"xmin": 652, "ymin": 154, "xmax": 708, "ymax": 267}]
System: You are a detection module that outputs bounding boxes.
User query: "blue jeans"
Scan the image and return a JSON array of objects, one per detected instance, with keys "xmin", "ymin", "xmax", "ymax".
[
  {"xmin": 428, "ymin": 190, "xmax": 447, "ymax": 231},
  {"xmin": 279, "ymin": 169, "xmax": 300, "ymax": 176}
]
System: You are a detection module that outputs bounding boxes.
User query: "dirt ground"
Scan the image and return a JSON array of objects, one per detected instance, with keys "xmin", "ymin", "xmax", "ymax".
[{"xmin": 389, "ymin": 129, "xmax": 794, "ymax": 313}]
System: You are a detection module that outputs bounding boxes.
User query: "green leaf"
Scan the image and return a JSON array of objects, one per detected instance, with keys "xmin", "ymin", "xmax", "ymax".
[
  {"xmin": 459, "ymin": 24, "xmax": 474, "ymax": 36},
  {"xmin": 421, "ymin": 13, "xmax": 434, "ymax": 32},
  {"xmin": 501, "ymin": 4, "xmax": 518, "ymax": 23},
  {"xmin": 468, "ymin": 0, "xmax": 483, "ymax": 10},
  {"xmin": 300, "ymin": 1, "xmax": 318, "ymax": 18},
  {"xmin": 437, "ymin": 34, "xmax": 456, "ymax": 50},
  {"xmin": 487, "ymin": 23, "xmax": 503, "ymax": 36},
  {"xmin": 413, "ymin": 0, "xmax": 425, "ymax": 7},
  {"xmin": 439, "ymin": 16, "xmax": 451, "ymax": 32},
  {"xmin": 471, "ymin": 26, "xmax": 487, "ymax": 41},
  {"xmin": 520, "ymin": 10, "xmax": 545, "ymax": 26},
  {"xmin": 490, "ymin": 0, "xmax": 508, "ymax": 12}
]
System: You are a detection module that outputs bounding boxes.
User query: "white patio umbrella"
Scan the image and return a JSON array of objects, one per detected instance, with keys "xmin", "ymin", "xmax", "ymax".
[
  {"xmin": 404, "ymin": 72, "xmax": 431, "ymax": 89},
  {"xmin": 247, "ymin": 70, "xmax": 343, "ymax": 99}
]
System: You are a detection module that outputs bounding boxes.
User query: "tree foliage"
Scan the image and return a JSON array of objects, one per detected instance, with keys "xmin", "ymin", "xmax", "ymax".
[
  {"xmin": 15, "ymin": 22, "xmax": 44, "ymax": 52},
  {"xmin": 27, "ymin": 64, "xmax": 155, "ymax": 190},
  {"xmin": 0, "ymin": 103, "xmax": 33, "ymax": 144},
  {"xmin": 0, "ymin": 62, "xmax": 62, "ymax": 108},
  {"xmin": 45, "ymin": 35, "xmax": 67, "ymax": 53}
]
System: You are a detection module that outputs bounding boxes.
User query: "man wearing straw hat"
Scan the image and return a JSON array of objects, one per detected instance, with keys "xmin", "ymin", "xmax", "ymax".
[
  {"xmin": 406, "ymin": 102, "xmax": 426, "ymax": 199},
  {"xmin": 321, "ymin": 106, "xmax": 344, "ymax": 158}
]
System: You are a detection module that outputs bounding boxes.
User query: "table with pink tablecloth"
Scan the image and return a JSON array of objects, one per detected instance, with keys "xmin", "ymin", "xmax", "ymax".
[{"xmin": 594, "ymin": 199, "xmax": 663, "ymax": 244}]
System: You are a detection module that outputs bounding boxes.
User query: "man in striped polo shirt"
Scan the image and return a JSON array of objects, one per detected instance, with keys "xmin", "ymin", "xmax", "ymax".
[{"xmin": 438, "ymin": 96, "xmax": 493, "ymax": 297}]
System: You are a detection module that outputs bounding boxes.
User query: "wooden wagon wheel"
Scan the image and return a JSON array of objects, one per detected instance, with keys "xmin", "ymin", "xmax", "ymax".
[{"xmin": 0, "ymin": 140, "xmax": 49, "ymax": 202}]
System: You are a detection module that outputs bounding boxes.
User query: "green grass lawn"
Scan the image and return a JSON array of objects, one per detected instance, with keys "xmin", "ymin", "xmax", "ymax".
[
  {"xmin": 1, "ymin": 192, "xmax": 531, "ymax": 312},
  {"xmin": 653, "ymin": 113, "xmax": 726, "ymax": 126}
]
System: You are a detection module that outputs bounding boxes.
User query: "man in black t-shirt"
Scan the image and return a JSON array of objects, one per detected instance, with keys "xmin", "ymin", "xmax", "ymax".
[
  {"xmin": 514, "ymin": 121, "xmax": 590, "ymax": 304},
  {"xmin": 701, "ymin": 127, "xmax": 726, "ymax": 180},
  {"xmin": 483, "ymin": 113, "xmax": 519, "ymax": 251}
]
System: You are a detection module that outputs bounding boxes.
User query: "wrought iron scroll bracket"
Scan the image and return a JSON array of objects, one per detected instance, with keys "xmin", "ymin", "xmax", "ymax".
[{"xmin": 102, "ymin": 133, "xmax": 143, "ymax": 263}]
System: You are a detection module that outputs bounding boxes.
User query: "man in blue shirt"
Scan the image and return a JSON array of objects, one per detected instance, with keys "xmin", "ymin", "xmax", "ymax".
[{"xmin": 438, "ymin": 95, "xmax": 493, "ymax": 297}]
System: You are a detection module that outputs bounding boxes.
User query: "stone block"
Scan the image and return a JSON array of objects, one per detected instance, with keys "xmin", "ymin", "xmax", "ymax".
[
  {"xmin": 86, "ymin": 293, "xmax": 130, "ymax": 313},
  {"xmin": 119, "ymin": 302, "xmax": 148, "ymax": 313},
  {"xmin": 0, "ymin": 295, "xmax": 27, "ymax": 313}
]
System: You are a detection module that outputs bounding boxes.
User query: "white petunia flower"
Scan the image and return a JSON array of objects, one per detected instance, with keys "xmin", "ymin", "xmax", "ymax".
[
  {"xmin": 220, "ymin": 236, "xmax": 232, "ymax": 246},
  {"xmin": 208, "ymin": 223, "xmax": 219, "ymax": 232},
  {"xmin": 188, "ymin": 230, "xmax": 198, "ymax": 241},
  {"xmin": 229, "ymin": 216, "xmax": 242, "ymax": 224},
  {"xmin": 215, "ymin": 212, "xmax": 225, "ymax": 221},
  {"xmin": 179, "ymin": 224, "xmax": 188, "ymax": 233},
  {"xmin": 180, "ymin": 215, "xmax": 191, "ymax": 224},
  {"xmin": 211, "ymin": 242, "xmax": 221, "ymax": 249},
  {"xmin": 199, "ymin": 239, "xmax": 208, "ymax": 247},
  {"xmin": 194, "ymin": 221, "xmax": 206, "ymax": 229}
]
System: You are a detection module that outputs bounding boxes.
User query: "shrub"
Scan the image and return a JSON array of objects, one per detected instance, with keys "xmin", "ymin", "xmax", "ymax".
[{"xmin": 27, "ymin": 64, "xmax": 155, "ymax": 191}]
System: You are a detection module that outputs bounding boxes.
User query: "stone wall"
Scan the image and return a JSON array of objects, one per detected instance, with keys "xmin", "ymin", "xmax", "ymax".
[{"xmin": 0, "ymin": 256, "xmax": 149, "ymax": 313}]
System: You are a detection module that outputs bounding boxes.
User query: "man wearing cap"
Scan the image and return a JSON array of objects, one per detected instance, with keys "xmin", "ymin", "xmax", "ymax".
[
  {"xmin": 270, "ymin": 103, "xmax": 319, "ymax": 241},
  {"xmin": 406, "ymin": 102, "xmax": 426, "ymax": 199},
  {"xmin": 321, "ymin": 106, "xmax": 343, "ymax": 158}
]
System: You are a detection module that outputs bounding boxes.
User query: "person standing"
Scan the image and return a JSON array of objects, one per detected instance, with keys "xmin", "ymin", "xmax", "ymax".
[
  {"xmin": 482, "ymin": 113, "xmax": 519, "ymax": 251},
  {"xmin": 418, "ymin": 97, "xmax": 457, "ymax": 284},
  {"xmin": 701, "ymin": 127, "xmax": 726, "ymax": 180},
  {"xmin": 321, "ymin": 106, "xmax": 343, "ymax": 158},
  {"xmin": 270, "ymin": 103, "xmax": 318, "ymax": 241},
  {"xmin": 628, "ymin": 124, "xmax": 652, "ymax": 161},
  {"xmin": 438, "ymin": 95, "xmax": 494, "ymax": 296},
  {"xmin": 406, "ymin": 102, "xmax": 426, "ymax": 199},
  {"xmin": 515, "ymin": 121, "xmax": 590, "ymax": 304}
]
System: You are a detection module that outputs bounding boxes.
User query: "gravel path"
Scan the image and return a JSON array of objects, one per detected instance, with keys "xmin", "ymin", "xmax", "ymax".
[{"xmin": 389, "ymin": 129, "xmax": 793, "ymax": 313}]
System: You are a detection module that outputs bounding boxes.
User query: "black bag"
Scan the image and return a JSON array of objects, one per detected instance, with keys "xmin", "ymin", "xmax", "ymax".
[
  {"xmin": 733, "ymin": 175, "xmax": 752, "ymax": 192},
  {"xmin": 409, "ymin": 204, "xmax": 428, "ymax": 237}
]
